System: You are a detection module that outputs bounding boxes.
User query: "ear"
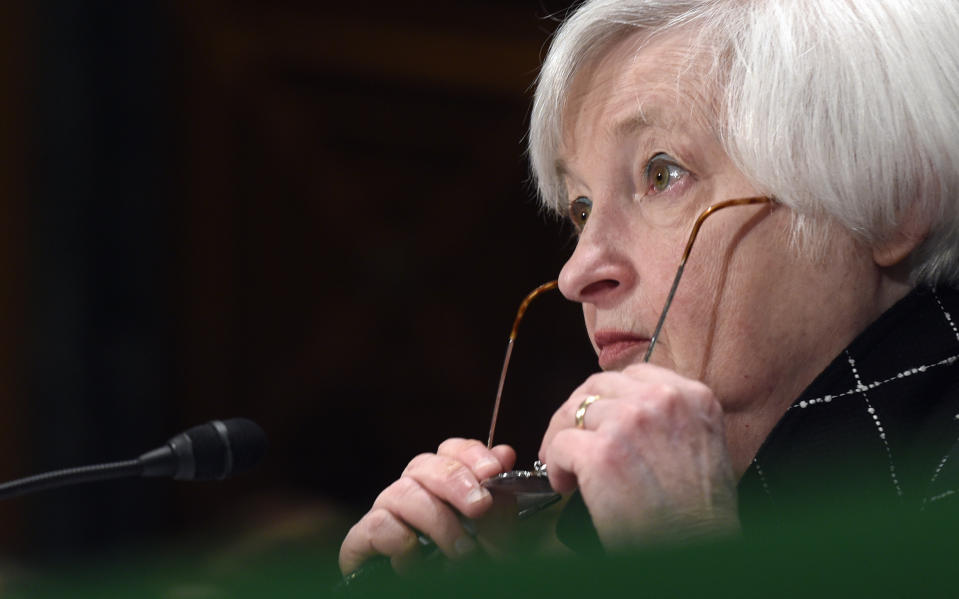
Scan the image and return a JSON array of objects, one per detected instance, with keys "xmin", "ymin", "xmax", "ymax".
[{"xmin": 872, "ymin": 210, "xmax": 930, "ymax": 268}]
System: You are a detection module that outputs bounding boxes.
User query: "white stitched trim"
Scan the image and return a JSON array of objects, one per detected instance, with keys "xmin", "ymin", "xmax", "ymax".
[
  {"xmin": 928, "ymin": 489, "xmax": 956, "ymax": 503},
  {"xmin": 924, "ymin": 414, "xmax": 959, "ymax": 507},
  {"xmin": 848, "ymin": 352, "xmax": 903, "ymax": 497},
  {"xmin": 752, "ymin": 457, "xmax": 772, "ymax": 499},
  {"xmin": 933, "ymin": 289, "xmax": 959, "ymax": 344},
  {"xmin": 929, "ymin": 449, "xmax": 953, "ymax": 487},
  {"xmin": 789, "ymin": 354, "xmax": 959, "ymax": 412}
]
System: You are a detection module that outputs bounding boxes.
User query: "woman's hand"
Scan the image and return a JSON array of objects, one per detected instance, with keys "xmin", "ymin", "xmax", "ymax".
[
  {"xmin": 338, "ymin": 438, "xmax": 516, "ymax": 576},
  {"xmin": 539, "ymin": 363, "xmax": 738, "ymax": 548}
]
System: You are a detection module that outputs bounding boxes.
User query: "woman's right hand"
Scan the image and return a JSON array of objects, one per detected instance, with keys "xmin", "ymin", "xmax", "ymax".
[{"xmin": 338, "ymin": 438, "xmax": 516, "ymax": 576}]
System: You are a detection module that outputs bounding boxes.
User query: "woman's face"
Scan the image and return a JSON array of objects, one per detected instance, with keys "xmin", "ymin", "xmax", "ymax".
[{"xmin": 556, "ymin": 31, "xmax": 894, "ymax": 421}]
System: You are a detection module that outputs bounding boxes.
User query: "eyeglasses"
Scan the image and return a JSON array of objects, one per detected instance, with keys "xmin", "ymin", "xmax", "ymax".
[{"xmin": 481, "ymin": 196, "xmax": 772, "ymax": 516}]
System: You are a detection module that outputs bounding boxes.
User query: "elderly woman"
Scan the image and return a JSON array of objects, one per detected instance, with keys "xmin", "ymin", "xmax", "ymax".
[{"xmin": 340, "ymin": 0, "xmax": 959, "ymax": 574}]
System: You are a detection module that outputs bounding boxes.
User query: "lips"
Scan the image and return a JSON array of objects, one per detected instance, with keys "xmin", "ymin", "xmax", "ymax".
[{"xmin": 593, "ymin": 331, "xmax": 650, "ymax": 371}]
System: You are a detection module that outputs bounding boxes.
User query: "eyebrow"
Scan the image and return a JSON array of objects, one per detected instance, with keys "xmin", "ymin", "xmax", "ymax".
[
  {"xmin": 553, "ymin": 105, "xmax": 677, "ymax": 179},
  {"xmin": 612, "ymin": 104, "xmax": 681, "ymax": 137}
]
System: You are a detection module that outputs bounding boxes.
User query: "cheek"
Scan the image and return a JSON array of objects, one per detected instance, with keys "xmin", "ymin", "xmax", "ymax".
[
  {"xmin": 657, "ymin": 240, "xmax": 743, "ymax": 364},
  {"xmin": 662, "ymin": 252, "xmax": 724, "ymax": 320}
]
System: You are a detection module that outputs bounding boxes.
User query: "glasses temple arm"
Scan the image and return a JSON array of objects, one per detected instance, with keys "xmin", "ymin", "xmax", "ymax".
[{"xmin": 643, "ymin": 197, "xmax": 771, "ymax": 362}]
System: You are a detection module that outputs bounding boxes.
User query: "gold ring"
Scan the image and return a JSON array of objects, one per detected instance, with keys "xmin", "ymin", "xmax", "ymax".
[{"xmin": 575, "ymin": 395, "xmax": 599, "ymax": 429}]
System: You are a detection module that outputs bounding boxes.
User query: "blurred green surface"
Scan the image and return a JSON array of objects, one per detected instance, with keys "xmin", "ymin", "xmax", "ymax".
[{"xmin": 5, "ymin": 497, "xmax": 958, "ymax": 598}]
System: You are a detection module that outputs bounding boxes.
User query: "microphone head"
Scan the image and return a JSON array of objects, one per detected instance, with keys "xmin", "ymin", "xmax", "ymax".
[
  {"xmin": 221, "ymin": 418, "xmax": 268, "ymax": 475},
  {"xmin": 175, "ymin": 418, "xmax": 268, "ymax": 480}
]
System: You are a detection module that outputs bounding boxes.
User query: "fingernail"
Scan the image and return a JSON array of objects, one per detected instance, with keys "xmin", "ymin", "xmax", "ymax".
[
  {"xmin": 454, "ymin": 535, "xmax": 478, "ymax": 557},
  {"xmin": 465, "ymin": 486, "xmax": 490, "ymax": 505}
]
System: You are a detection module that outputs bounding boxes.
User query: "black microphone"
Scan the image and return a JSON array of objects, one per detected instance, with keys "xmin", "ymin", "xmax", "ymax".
[{"xmin": 0, "ymin": 418, "xmax": 267, "ymax": 501}]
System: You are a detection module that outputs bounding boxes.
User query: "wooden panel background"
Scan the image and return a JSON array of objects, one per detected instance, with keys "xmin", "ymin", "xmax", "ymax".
[{"xmin": 0, "ymin": 0, "xmax": 597, "ymax": 561}]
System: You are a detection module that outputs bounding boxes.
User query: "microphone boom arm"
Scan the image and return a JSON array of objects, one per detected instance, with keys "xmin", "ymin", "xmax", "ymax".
[
  {"xmin": 0, "ymin": 460, "xmax": 143, "ymax": 501},
  {"xmin": 0, "ymin": 417, "xmax": 266, "ymax": 501}
]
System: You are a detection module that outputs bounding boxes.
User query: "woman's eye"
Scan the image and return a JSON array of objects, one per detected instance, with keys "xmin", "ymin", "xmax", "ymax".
[
  {"xmin": 645, "ymin": 154, "xmax": 688, "ymax": 194},
  {"xmin": 568, "ymin": 196, "xmax": 592, "ymax": 231}
]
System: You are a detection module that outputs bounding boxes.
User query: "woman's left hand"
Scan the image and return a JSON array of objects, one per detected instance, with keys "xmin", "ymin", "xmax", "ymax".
[{"xmin": 539, "ymin": 363, "xmax": 739, "ymax": 548}]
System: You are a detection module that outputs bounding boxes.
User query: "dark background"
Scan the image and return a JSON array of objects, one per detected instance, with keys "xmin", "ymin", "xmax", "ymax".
[{"xmin": 0, "ymin": 0, "xmax": 597, "ymax": 564}]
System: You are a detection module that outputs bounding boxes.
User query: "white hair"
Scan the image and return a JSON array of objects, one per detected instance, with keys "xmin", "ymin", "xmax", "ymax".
[{"xmin": 530, "ymin": 0, "xmax": 959, "ymax": 284}]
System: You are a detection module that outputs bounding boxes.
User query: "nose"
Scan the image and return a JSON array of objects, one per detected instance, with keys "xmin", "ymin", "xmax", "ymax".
[{"xmin": 558, "ymin": 212, "xmax": 635, "ymax": 307}]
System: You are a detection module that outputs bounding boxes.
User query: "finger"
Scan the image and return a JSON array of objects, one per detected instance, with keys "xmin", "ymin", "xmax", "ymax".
[
  {"xmin": 542, "ymin": 428, "xmax": 594, "ymax": 494},
  {"xmin": 436, "ymin": 438, "xmax": 512, "ymax": 480},
  {"xmin": 339, "ymin": 508, "xmax": 418, "ymax": 575},
  {"xmin": 490, "ymin": 444, "xmax": 517, "ymax": 472},
  {"xmin": 539, "ymin": 376, "xmax": 636, "ymax": 461},
  {"xmin": 563, "ymin": 393, "xmax": 652, "ymax": 433},
  {"xmin": 620, "ymin": 361, "xmax": 692, "ymax": 383},
  {"xmin": 403, "ymin": 453, "xmax": 493, "ymax": 519},
  {"xmin": 539, "ymin": 370, "xmax": 707, "ymax": 462},
  {"xmin": 590, "ymin": 371, "xmax": 721, "ymax": 429},
  {"xmin": 621, "ymin": 362, "xmax": 715, "ymax": 400},
  {"xmin": 372, "ymin": 476, "xmax": 480, "ymax": 561}
]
